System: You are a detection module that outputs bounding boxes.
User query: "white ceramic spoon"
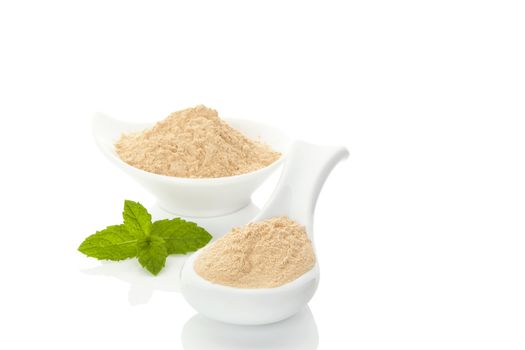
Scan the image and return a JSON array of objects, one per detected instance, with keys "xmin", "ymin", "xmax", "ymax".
[{"xmin": 181, "ymin": 141, "xmax": 349, "ymax": 325}]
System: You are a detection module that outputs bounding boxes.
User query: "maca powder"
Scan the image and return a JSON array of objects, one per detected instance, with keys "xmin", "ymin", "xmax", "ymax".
[
  {"xmin": 115, "ymin": 105, "xmax": 281, "ymax": 178},
  {"xmin": 194, "ymin": 217, "xmax": 316, "ymax": 288}
]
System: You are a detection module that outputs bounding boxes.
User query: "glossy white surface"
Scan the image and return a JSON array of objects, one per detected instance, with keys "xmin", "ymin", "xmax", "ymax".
[
  {"xmin": 2, "ymin": 1, "xmax": 525, "ymax": 349},
  {"xmin": 182, "ymin": 307, "xmax": 319, "ymax": 350}
]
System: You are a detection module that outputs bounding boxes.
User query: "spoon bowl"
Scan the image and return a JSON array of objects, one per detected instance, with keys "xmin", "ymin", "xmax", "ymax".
[
  {"xmin": 181, "ymin": 249, "xmax": 320, "ymax": 325},
  {"xmin": 92, "ymin": 113, "xmax": 289, "ymax": 217},
  {"xmin": 181, "ymin": 141, "xmax": 349, "ymax": 325}
]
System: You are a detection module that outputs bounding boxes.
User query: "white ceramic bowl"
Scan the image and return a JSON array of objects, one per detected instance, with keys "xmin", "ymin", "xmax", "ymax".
[{"xmin": 92, "ymin": 113, "xmax": 289, "ymax": 217}]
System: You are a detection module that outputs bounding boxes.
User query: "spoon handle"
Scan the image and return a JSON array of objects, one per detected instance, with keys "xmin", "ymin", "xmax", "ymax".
[{"xmin": 255, "ymin": 141, "xmax": 349, "ymax": 237}]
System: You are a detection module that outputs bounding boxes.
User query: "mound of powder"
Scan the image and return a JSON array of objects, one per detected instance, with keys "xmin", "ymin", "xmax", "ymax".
[
  {"xmin": 194, "ymin": 216, "xmax": 316, "ymax": 288},
  {"xmin": 115, "ymin": 105, "xmax": 281, "ymax": 178}
]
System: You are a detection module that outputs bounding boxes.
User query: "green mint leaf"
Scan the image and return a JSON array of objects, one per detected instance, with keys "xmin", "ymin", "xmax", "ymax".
[
  {"xmin": 79, "ymin": 200, "xmax": 213, "ymax": 276},
  {"xmin": 78, "ymin": 225, "xmax": 137, "ymax": 261},
  {"xmin": 137, "ymin": 235, "xmax": 168, "ymax": 275},
  {"xmin": 123, "ymin": 200, "xmax": 152, "ymax": 238},
  {"xmin": 152, "ymin": 218, "xmax": 212, "ymax": 254}
]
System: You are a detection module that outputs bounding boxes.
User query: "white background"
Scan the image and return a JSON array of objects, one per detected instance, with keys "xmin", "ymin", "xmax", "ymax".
[{"xmin": 1, "ymin": 1, "xmax": 524, "ymax": 349}]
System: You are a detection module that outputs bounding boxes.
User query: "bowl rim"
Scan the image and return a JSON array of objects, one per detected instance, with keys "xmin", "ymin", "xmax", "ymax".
[{"xmin": 94, "ymin": 117, "xmax": 290, "ymax": 185}]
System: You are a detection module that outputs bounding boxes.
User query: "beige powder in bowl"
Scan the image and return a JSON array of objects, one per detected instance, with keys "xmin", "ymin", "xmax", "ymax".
[
  {"xmin": 115, "ymin": 105, "xmax": 281, "ymax": 178},
  {"xmin": 194, "ymin": 216, "xmax": 316, "ymax": 289}
]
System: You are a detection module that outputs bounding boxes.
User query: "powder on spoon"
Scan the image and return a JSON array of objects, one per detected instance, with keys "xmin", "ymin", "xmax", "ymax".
[
  {"xmin": 194, "ymin": 216, "xmax": 316, "ymax": 288},
  {"xmin": 115, "ymin": 105, "xmax": 281, "ymax": 178}
]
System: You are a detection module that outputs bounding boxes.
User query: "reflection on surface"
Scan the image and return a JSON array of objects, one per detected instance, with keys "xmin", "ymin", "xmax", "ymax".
[
  {"xmin": 82, "ymin": 255, "xmax": 185, "ymax": 305},
  {"xmin": 81, "ymin": 203, "xmax": 260, "ymax": 305},
  {"xmin": 181, "ymin": 307, "xmax": 318, "ymax": 350}
]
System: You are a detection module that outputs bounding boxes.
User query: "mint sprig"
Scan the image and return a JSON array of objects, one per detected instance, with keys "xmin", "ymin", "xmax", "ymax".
[{"xmin": 78, "ymin": 200, "xmax": 212, "ymax": 275}]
